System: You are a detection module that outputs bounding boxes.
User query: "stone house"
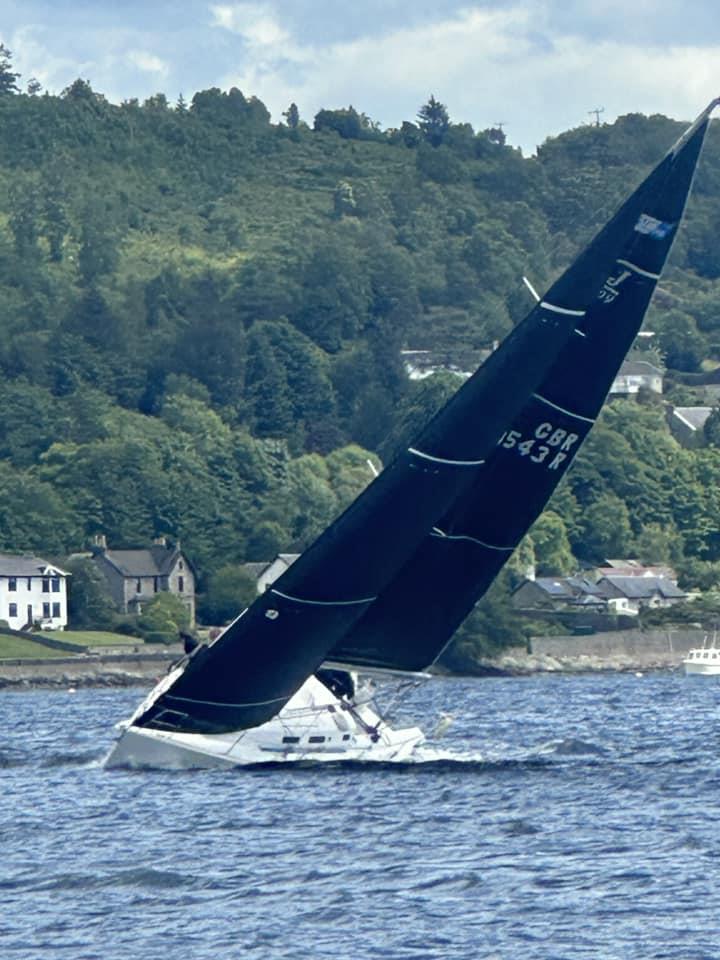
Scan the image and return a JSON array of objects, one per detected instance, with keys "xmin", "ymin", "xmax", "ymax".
[
  {"xmin": 0, "ymin": 553, "xmax": 70, "ymax": 630},
  {"xmin": 92, "ymin": 537, "xmax": 196, "ymax": 625}
]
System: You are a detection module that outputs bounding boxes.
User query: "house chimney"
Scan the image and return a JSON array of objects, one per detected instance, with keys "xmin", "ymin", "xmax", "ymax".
[
  {"xmin": 93, "ymin": 534, "xmax": 107, "ymax": 550},
  {"xmin": 153, "ymin": 536, "xmax": 167, "ymax": 547}
]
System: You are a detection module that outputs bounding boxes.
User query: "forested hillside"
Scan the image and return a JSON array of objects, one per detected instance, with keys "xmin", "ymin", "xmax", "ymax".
[{"xmin": 2, "ymin": 53, "xmax": 720, "ymax": 634}]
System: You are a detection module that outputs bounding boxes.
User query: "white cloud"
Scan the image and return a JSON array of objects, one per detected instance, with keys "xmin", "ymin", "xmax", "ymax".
[
  {"xmin": 210, "ymin": 3, "xmax": 292, "ymax": 49},
  {"xmin": 215, "ymin": 3, "xmax": 720, "ymax": 152},
  {"xmin": 126, "ymin": 50, "xmax": 169, "ymax": 77}
]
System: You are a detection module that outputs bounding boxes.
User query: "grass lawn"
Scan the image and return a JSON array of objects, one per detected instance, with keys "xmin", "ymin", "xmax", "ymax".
[
  {"xmin": 0, "ymin": 636, "xmax": 70, "ymax": 659},
  {"xmin": 36, "ymin": 630, "xmax": 145, "ymax": 647}
]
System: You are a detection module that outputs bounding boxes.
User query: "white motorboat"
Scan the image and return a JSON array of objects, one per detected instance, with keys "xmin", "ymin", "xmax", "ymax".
[
  {"xmin": 683, "ymin": 638, "xmax": 720, "ymax": 676},
  {"xmin": 106, "ymin": 99, "xmax": 718, "ymax": 770}
]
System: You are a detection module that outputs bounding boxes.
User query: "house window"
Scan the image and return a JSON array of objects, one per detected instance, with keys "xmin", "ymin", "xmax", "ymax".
[
  {"xmin": 136, "ymin": 579, "xmax": 142, "ymax": 593},
  {"xmin": 52, "ymin": 602, "xmax": 60, "ymax": 618},
  {"xmin": 179, "ymin": 560, "xmax": 184, "ymax": 571},
  {"xmin": 178, "ymin": 576, "xmax": 184, "ymax": 593},
  {"xmin": 43, "ymin": 603, "xmax": 50, "ymax": 618},
  {"xmin": 52, "ymin": 578, "xmax": 60, "ymax": 593},
  {"xmin": 153, "ymin": 577, "xmax": 159, "ymax": 593},
  {"xmin": 42, "ymin": 578, "xmax": 50, "ymax": 593},
  {"xmin": 26, "ymin": 578, "xmax": 31, "ymax": 589},
  {"xmin": 8, "ymin": 577, "xmax": 16, "ymax": 592},
  {"xmin": 8, "ymin": 602, "xmax": 17, "ymax": 618}
]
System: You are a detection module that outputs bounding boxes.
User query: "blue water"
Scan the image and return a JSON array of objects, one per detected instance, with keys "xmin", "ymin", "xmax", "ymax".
[{"xmin": 2, "ymin": 672, "xmax": 719, "ymax": 960}]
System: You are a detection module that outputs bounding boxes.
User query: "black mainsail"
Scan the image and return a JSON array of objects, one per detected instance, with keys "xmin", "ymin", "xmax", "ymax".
[
  {"xmin": 326, "ymin": 100, "xmax": 717, "ymax": 673},
  {"xmin": 134, "ymin": 99, "xmax": 717, "ymax": 736}
]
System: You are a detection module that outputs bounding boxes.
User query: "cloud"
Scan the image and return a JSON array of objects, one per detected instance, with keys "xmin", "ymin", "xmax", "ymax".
[
  {"xmin": 214, "ymin": 2, "xmax": 720, "ymax": 152},
  {"xmin": 126, "ymin": 50, "xmax": 169, "ymax": 77},
  {"xmin": 210, "ymin": 3, "xmax": 292, "ymax": 49}
]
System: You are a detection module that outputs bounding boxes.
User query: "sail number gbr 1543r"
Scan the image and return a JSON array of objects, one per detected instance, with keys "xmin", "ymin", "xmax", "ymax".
[{"xmin": 498, "ymin": 421, "xmax": 581, "ymax": 471}]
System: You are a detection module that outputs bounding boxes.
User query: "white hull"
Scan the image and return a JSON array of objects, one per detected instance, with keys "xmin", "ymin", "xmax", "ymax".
[
  {"xmin": 683, "ymin": 646, "xmax": 720, "ymax": 676},
  {"xmin": 105, "ymin": 673, "xmax": 427, "ymax": 769}
]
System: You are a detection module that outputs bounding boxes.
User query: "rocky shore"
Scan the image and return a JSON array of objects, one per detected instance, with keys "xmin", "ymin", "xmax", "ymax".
[
  {"xmin": 0, "ymin": 642, "xmax": 688, "ymax": 691},
  {"xmin": 0, "ymin": 651, "xmax": 180, "ymax": 691}
]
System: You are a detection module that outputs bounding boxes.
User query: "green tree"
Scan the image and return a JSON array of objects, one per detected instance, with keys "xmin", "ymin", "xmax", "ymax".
[
  {"xmin": 417, "ymin": 95, "xmax": 450, "ymax": 146},
  {"xmin": 0, "ymin": 44, "xmax": 20, "ymax": 95},
  {"xmin": 199, "ymin": 564, "xmax": 258, "ymax": 624},
  {"xmin": 64, "ymin": 556, "xmax": 117, "ymax": 629},
  {"xmin": 283, "ymin": 102, "xmax": 299, "ymax": 129},
  {"xmin": 137, "ymin": 592, "xmax": 191, "ymax": 643}
]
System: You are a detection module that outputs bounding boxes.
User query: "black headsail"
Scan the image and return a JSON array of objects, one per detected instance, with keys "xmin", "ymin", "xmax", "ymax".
[{"xmin": 326, "ymin": 100, "xmax": 718, "ymax": 673}]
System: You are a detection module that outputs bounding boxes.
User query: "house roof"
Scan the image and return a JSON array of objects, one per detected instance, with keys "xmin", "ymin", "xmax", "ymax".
[
  {"xmin": 529, "ymin": 576, "xmax": 603, "ymax": 599},
  {"xmin": 619, "ymin": 360, "xmax": 663, "ymax": 377},
  {"xmin": 597, "ymin": 575, "xmax": 685, "ymax": 599},
  {"xmin": 98, "ymin": 545, "xmax": 183, "ymax": 577},
  {"xmin": 672, "ymin": 406, "xmax": 713, "ymax": 432},
  {"xmin": 0, "ymin": 553, "xmax": 69, "ymax": 577}
]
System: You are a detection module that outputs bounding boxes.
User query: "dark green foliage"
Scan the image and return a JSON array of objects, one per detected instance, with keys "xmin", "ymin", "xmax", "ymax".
[
  {"xmin": 0, "ymin": 44, "xmax": 20, "ymax": 96},
  {"xmin": 417, "ymin": 95, "xmax": 450, "ymax": 147}
]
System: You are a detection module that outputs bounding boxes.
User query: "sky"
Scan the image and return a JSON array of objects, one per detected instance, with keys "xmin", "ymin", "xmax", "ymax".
[{"xmin": 2, "ymin": 0, "xmax": 719, "ymax": 154}]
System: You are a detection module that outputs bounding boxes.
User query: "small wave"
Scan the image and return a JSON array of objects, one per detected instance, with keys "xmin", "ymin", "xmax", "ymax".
[
  {"xmin": 0, "ymin": 749, "xmax": 27, "ymax": 768},
  {"xmin": 502, "ymin": 818, "xmax": 541, "ymax": 836},
  {"xmin": 41, "ymin": 750, "xmax": 108, "ymax": 768},
  {"xmin": 540, "ymin": 737, "xmax": 607, "ymax": 757},
  {"xmin": 28, "ymin": 867, "xmax": 193, "ymax": 893}
]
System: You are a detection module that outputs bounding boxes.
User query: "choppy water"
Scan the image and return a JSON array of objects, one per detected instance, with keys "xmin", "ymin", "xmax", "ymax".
[{"xmin": 2, "ymin": 671, "xmax": 720, "ymax": 960}]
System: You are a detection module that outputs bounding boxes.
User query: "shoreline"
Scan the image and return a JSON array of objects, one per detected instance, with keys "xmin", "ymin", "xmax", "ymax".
[{"xmin": 0, "ymin": 648, "xmax": 689, "ymax": 691}]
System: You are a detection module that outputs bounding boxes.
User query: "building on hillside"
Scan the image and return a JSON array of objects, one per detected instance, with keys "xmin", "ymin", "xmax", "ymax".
[
  {"xmin": 610, "ymin": 359, "xmax": 663, "ymax": 396},
  {"xmin": 667, "ymin": 406, "xmax": 713, "ymax": 447},
  {"xmin": 242, "ymin": 553, "xmax": 301, "ymax": 594},
  {"xmin": 595, "ymin": 575, "xmax": 686, "ymax": 615},
  {"xmin": 92, "ymin": 536, "xmax": 196, "ymax": 625},
  {"xmin": 0, "ymin": 553, "xmax": 70, "ymax": 630},
  {"xmin": 512, "ymin": 576, "xmax": 607, "ymax": 612},
  {"xmin": 596, "ymin": 559, "xmax": 678, "ymax": 581},
  {"xmin": 400, "ymin": 346, "xmax": 494, "ymax": 381}
]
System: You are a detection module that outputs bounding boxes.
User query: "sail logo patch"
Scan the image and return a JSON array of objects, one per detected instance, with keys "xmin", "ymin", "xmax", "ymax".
[
  {"xmin": 598, "ymin": 267, "xmax": 631, "ymax": 304},
  {"xmin": 634, "ymin": 213, "xmax": 674, "ymax": 239}
]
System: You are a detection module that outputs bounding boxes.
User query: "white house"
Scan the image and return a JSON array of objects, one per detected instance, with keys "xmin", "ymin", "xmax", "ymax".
[
  {"xmin": 610, "ymin": 359, "xmax": 663, "ymax": 396},
  {"xmin": 256, "ymin": 553, "xmax": 300, "ymax": 593},
  {"xmin": 0, "ymin": 553, "xmax": 70, "ymax": 630}
]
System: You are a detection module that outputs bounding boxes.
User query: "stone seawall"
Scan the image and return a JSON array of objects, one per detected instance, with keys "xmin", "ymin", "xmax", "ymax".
[
  {"xmin": 0, "ymin": 652, "xmax": 178, "ymax": 689},
  {"xmin": 494, "ymin": 629, "xmax": 707, "ymax": 675}
]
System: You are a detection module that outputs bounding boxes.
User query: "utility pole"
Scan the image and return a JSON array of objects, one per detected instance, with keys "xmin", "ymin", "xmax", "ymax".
[{"xmin": 588, "ymin": 107, "xmax": 605, "ymax": 127}]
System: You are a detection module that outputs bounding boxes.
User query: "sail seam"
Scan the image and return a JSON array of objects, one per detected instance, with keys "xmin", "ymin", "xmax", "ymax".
[
  {"xmin": 408, "ymin": 447, "xmax": 486, "ymax": 466},
  {"xmin": 616, "ymin": 258, "xmax": 661, "ymax": 280},
  {"xmin": 540, "ymin": 301, "xmax": 586, "ymax": 317},
  {"xmin": 431, "ymin": 529, "xmax": 515, "ymax": 551},
  {"xmin": 270, "ymin": 588, "xmax": 376, "ymax": 607},
  {"xmin": 533, "ymin": 393, "xmax": 596, "ymax": 423}
]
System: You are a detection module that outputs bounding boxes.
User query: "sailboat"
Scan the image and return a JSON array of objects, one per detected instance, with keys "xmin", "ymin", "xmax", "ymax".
[{"xmin": 106, "ymin": 99, "xmax": 718, "ymax": 769}]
